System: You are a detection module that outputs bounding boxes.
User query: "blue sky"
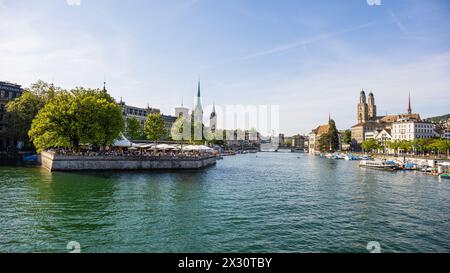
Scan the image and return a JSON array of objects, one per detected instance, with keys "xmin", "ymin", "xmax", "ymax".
[{"xmin": 0, "ymin": 0, "xmax": 449, "ymax": 135}]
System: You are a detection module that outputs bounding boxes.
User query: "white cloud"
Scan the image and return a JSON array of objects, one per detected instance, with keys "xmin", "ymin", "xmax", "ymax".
[
  {"xmin": 66, "ymin": 0, "xmax": 81, "ymax": 6},
  {"xmin": 247, "ymin": 51, "xmax": 450, "ymax": 134},
  {"xmin": 0, "ymin": 4, "xmax": 133, "ymax": 99},
  {"xmin": 367, "ymin": 0, "xmax": 381, "ymax": 6}
]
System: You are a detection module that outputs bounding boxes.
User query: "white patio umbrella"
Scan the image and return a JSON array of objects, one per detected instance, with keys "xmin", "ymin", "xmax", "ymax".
[
  {"xmin": 140, "ymin": 144, "xmax": 155, "ymax": 149},
  {"xmin": 182, "ymin": 145, "xmax": 197, "ymax": 151},
  {"xmin": 198, "ymin": 145, "xmax": 214, "ymax": 153},
  {"xmin": 156, "ymin": 144, "xmax": 175, "ymax": 150},
  {"xmin": 112, "ymin": 134, "xmax": 132, "ymax": 147}
]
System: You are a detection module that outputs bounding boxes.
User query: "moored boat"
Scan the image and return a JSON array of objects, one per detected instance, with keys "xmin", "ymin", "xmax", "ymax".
[
  {"xmin": 344, "ymin": 154, "xmax": 358, "ymax": 161},
  {"xmin": 360, "ymin": 160, "xmax": 400, "ymax": 171},
  {"xmin": 440, "ymin": 173, "xmax": 450, "ymax": 179}
]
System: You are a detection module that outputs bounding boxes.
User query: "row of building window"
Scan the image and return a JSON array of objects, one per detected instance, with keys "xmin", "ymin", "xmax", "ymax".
[
  {"xmin": 0, "ymin": 91, "xmax": 21, "ymax": 100},
  {"xmin": 394, "ymin": 135, "xmax": 433, "ymax": 139},
  {"xmin": 395, "ymin": 123, "xmax": 432, "ymax": 129},
  {"xmin": 124, "ymin": 109, "xmax": 147, "ymax": 117},
  {"xmin": 394, "ymin": 129, "xmax": 433, "ymax": 134}
]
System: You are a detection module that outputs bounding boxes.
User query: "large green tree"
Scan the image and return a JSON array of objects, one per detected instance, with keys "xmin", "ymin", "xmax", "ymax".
[
  {"xmin": 125, "ymin": 117, "xmax": 143, "ymax": 140},
  {"xmin": 5, "ymin": 80, "xmax": 59, "ymax": 149},
  {"xmin": 29, "ymin": 89, "xmax": 123, "ymax": 152},
  {"xmin": 318, "ymin": 119, "xmax": 340, "ymax": 152},
  {"xmin": 144, "ymin": 113, "xmax": 166, "ymax": 141},
  {"xmin": 28, "ymin": 91, "xmax": 76, "ymax": 152},
  {"xmin": 343, "ymin": 130, "xmax": 352, "ymax": 145}
]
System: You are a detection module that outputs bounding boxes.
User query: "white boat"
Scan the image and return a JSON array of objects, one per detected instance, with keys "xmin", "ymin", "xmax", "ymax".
[
  {"xmin": 334, "ymin": 153, "xmax": 346, "ymax": 160},
  {"xmin": 345, "ymin": 154, "xmax": 358, "ymax": 161},
  {"xmin": 360, "ymin": 160, "xmax": 400, "ymax": 171}
]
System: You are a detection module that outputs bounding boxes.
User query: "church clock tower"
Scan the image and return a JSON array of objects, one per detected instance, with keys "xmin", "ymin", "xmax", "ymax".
[
  {"xmin": 368, "ymin": 92, "xmax": 377, "ymax": 120},
  {"xmin": 357, "ymin": 90, "xmax": 369, "ymax": 123}
]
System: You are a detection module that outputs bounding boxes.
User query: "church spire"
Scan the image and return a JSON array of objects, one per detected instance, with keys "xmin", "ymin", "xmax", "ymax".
[
  {"xmin": 210, "ymin": 102, "xmax": 217, "ymax": 120},
  {"xmin": 408, "ymin": 92, "xmax": 412, "ymax": 114},
  {"xmin": 197, "ymin": 78, "xmax": 201, "ymax": 98},
  {"xmin": 195, "ymin": 78, "xmax": 202, "ymax": 110},
  {"xmin": 103, "ymin": 81, "xmax": 106, "ymax": 92}
]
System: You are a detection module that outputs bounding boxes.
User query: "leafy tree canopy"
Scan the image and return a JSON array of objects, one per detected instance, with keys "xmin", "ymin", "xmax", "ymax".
[
  {"xmin": 144, "ymin": 113, "xmax": 166, "ymax": 141},
  {"xmin": 125, "ymin": 117, "xmax": 144, "ymax": 140},
  {"xmin": 29, "ymin": 89, "xmax": 123, "ymax": 152}
]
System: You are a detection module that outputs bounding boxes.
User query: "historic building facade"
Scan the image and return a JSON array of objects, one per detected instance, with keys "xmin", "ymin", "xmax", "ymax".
[
  {"xmin": 119, "ymin": 99, "xmax": 176, "ymax": 140},
  {"xmin": 351, "ymin": 90, "xmax": 423, "ymax": 148},
  {"xmin": 174, "ymin": 80, "xmax": 219, "ymax": 140},
  {"xmin": 308, "ymin": 123, "xmax": 330, "ymax": 154},
  {"xmin": 392, "ymin": 119, "xmax": 437, "ymax": 141},
  {"xmin": 0, "ymin": 81, "xmax": 23, "ymax": 150},
  {"xmin": 119, "ymin": 99, "xmax": 160, "ymax": 127},
  {"xmin": 292, "ymin": 134, "xmax": 306, "ymax": 150},
  {"xmin": 444, "ymin": 118, "xmax": 450, "ymax": 140}
]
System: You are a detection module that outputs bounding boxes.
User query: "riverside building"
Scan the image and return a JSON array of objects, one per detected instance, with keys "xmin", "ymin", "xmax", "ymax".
[
  {"xmin": 351, "ymin": 91, "xmax": 422, "ymax": 148},
  {"xmin": 0, "ymin": 81, "xmax": 23, "ymax": 150}
]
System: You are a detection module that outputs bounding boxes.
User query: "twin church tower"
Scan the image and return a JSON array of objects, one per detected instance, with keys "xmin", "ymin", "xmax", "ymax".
[{"xmin": 357, "ymin": 90, "xmax": 377, "ymax": 124}]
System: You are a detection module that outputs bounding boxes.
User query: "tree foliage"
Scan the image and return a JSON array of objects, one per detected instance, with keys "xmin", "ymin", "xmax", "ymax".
[
  {"xmin": 318, "ymin": 119, "xmax": 340, "ymax": 152},
  {"xmin": 382, "ymin": 138, "xmax": 450, "ymax": 156},
  {"xmin": 343, "ymin": 130, "xmax": 352, "ymax": 145},
  {"xmin": 28, "ymin": 89, "xmax": 123, "ymax": 152},
  {"xmin": 361, "ymin": 139, "xmax": 380, "ymax": 152},
  {"xmin": 5, "ymin": 80, "xmax": 59, "ymax": 148},
  {"xmin": 125, "ymin": 117, "xmax": 144, "ymax": 140},
  {"xmin": 144, "ymin": 113, "xmax": 166, "ymax": 141}
]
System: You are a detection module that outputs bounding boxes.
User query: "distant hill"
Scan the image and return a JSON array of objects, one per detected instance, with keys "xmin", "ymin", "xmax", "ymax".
[{"xmin": 425, "ymin": 114, "xmax": 450, "ymax": 123}]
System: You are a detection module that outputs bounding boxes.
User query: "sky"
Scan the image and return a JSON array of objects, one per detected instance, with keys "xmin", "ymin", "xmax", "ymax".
[{"xmin": 0, "ymin": 0, "xmax": 449, "ymax": 135}]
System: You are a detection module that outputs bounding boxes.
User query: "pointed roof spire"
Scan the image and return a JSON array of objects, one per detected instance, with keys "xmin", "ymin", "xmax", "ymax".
[
  {"xmin": 408, "ymin": 92, "xmax": 412, "ymax": 114},
  {"xmin": 195, "ymin": 77, "xmax": 203, "ymax": 112},
  {"xmin": 103, "ymin": 81, "xmax": 107, "ymax": 92},
  {"xmin": 197, "ymin": 78, "xmax": 201, "ymax": 98},
  {"xmin": 210, "ymin": 102, "xmax": 217, "ymax": 119}
]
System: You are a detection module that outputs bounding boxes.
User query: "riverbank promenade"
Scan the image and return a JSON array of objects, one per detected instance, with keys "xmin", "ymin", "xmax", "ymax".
[{"xmin": 41, "ymin": 151, "xmax": 217, "ymax": 172}]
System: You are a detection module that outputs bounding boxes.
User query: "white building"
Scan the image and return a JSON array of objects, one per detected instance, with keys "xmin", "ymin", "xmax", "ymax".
[
  {"xmin": 392, "ymin": 118, "xmax": 437, "ymax": 141},
  {"xmin": 375, "ymin": 129, "xmax": 392, "ymax": 143},
  {"xmin": 442, "ymin": 118, "xmax": 450, "ymax": 140}
]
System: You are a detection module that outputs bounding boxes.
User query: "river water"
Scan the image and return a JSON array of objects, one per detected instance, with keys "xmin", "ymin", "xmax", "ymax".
[{"xmin": 0, "ymin": 153, "xmax": 449, "ymax": 253}]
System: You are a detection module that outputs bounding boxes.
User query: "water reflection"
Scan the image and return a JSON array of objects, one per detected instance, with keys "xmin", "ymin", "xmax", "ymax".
[{"xmin": 0, "ymin": 153, "xmax": 449, "ymax": 253}]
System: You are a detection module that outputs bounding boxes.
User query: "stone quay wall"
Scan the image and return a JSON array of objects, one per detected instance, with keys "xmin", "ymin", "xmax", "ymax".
[{"xmin": 41, "ymin": 151, "xmax": 217, "ymax": 172}]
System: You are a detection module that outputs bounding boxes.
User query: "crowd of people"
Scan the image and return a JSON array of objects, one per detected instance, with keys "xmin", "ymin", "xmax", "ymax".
[{"xmin": 48, "ymin": 147, "xmax": 217, "ymax": 159}]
